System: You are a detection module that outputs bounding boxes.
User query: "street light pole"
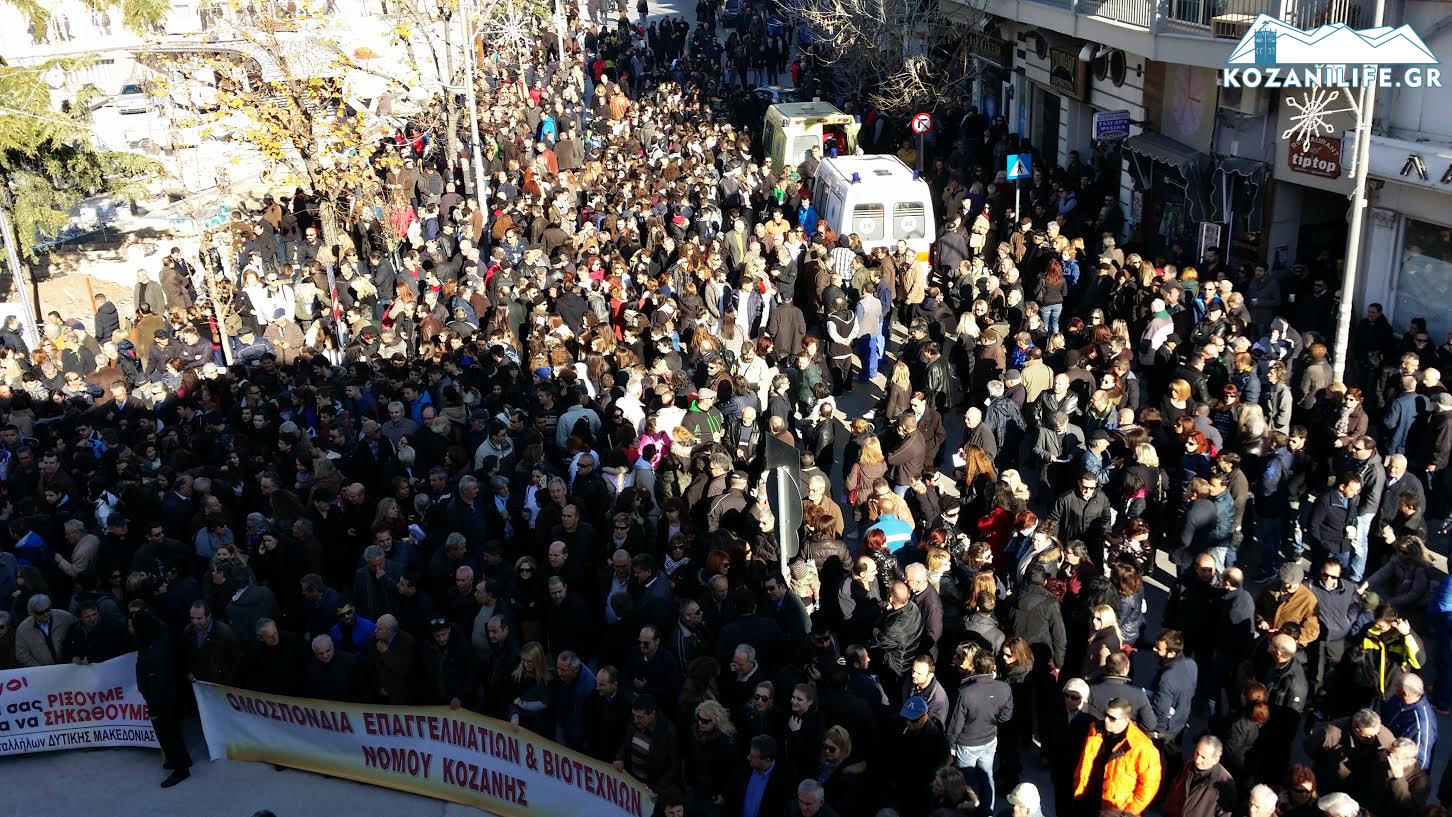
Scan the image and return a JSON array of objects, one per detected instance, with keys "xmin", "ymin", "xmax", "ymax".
[
  {"xmin": 553, "ymin": 0, "xmax": 566, "ymax": 64},
  {"xmin": 461, "ymin": 0, "xmax": 490, "ymax": 206},
  {"xmin": 0, "ymin": 205, "xmax": 41, "ymax": 349},
  {"xmin": 1331, "ymin": 0, "xmax": 1385, "ymax": 384}
]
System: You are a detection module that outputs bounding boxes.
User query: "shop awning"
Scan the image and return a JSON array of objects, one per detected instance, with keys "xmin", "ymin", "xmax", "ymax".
[
  {"xmin": 1212, "ymin": 157, "xmax": 1269, "ymax": 225},
  {"xmin": 1217, "ymin": 157, "xmax": 1267, "ymax": 178},
  {"xmin": 1122, "ymin": 132, "xmax": 1206, "ymax": 178},
  {"xmin": 1123, "ymin": 131, "xmax": 1211, "ymax": 222}
]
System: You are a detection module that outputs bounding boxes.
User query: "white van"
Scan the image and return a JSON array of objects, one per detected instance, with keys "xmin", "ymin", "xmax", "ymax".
[
  {"xmin": 763, "ymin": 101, "xmax": 859, "ymax": 171},
  {"xmin": 812, "ymin": 155, "xmax": 935, "ymax": 263}
]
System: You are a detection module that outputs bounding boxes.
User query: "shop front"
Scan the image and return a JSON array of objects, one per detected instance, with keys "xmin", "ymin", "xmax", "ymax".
[
  {"xmin": 1122, "ymin": 130, "xmax": 1211, "ymax": 257},
  {"xmin": 1351, "ymin": 132, "xmax": 1452, "ymax": 341},
  {"xmin": 1265, "ymin": 87, "xmax": 1355, "ymax": 274},
  {"xmin": 959, "ymin": 28, "xmax": 1014, "ymax": 123},
  {"xmin": 1116, "ymin": 60, "xmax": 1217, "ymax": 259},
  {"xmin": 1011, "ymin": 31, "xmax": 1091, "ymax": 166}
]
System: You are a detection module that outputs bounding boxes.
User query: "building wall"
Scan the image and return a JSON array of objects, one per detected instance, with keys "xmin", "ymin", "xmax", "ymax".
[{"xmin": 1386, "ymin": 0, "xmax": 1452, "ymax": 142}]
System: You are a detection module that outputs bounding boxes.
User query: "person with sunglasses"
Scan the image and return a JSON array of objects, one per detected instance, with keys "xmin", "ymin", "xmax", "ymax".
[
  {"xmin": 1070, "ymin": 697, "xmax": 1161, "ymax": 816},
  {"xmin": 15, "ymin": 593, "xmax": 75, "ymax": 667}
]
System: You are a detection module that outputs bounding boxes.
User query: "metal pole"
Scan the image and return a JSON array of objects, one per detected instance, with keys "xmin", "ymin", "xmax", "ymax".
[
  {"xmin": 210, "ymin": 270, "xmax": 234, "ymax": 366},
  {"xmin": 462, "ymin": 0, "xmax": 489, "ymax": 208},
  {"xmin": 554, "ymin": 0, "xmax": 566, "ymax": 65},
  {"xmin": 0, "ymin": 206, "xmax": 41, "ymax": 349},
  {"xmin": 1014, "ymin": 179, "xmax": 1020, "ymax": 224},
  {"xmin": 1331, "ymin": 0, "xmax": 1384, "ymax": 384}
]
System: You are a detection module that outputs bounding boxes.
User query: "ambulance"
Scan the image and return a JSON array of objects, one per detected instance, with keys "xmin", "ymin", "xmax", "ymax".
[
  {"xmin": 811, "ymin": 155, "xmax": 936, "ymax": 263},
  {"xmin": 762, "ymin": 100, "xmax": 859, "ymax": 170}
]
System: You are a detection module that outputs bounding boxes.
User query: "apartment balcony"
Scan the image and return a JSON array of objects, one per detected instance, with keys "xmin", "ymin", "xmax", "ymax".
[
  {"xmin": 1162, "ymin": 0, "xmax": 1369, "ymax": 39},
  {"xmin": 969, "ymin": 0, "xmax": 1369, "ymax": 69}
]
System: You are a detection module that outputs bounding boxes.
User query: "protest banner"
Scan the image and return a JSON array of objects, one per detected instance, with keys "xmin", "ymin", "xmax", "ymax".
[
  {"xmin": 193, "ymin": 682, "xmax": 655, "ymax": 817},
  {"xmin": 0, "ymin": 653, "xmax": 158, "ymax": 756}
]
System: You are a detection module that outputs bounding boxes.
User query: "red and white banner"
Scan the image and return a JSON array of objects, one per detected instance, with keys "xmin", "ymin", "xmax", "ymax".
[{"xmin": 0, "ymin": 653, "xmax": 158, "ymax": 756}]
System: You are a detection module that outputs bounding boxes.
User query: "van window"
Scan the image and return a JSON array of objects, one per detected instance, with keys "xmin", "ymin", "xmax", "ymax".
[
  {"xmin": 821, "ymin": 188, "xmax": 844, "ymax": 228},
  {"xmin": 894, "ymin": 202, "xmax": 927, "ymax": 240},
  {"xmin": 789, "ymin": 135, "xmax": 818, "ymax": 165},
  {"xmin": 852, "ymin": 203, "xmax": 885, "ymax": 241}
]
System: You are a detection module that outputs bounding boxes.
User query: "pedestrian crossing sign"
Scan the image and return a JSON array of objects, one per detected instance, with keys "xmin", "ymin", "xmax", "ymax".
[{"xmin": 1007, "ymin": 153, "xmax": 1032, "ymax": 181}]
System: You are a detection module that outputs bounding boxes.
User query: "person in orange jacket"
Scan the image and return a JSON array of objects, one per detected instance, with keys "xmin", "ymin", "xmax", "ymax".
[{"xmin": 1072, "ymin": 697, "xmax": 1163, "ymax": 815}]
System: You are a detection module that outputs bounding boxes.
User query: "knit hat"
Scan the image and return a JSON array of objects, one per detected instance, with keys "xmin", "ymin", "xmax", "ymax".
[{"xmin": 1007, "ymin": 783, "xmax": 1041, "ymax": 813}]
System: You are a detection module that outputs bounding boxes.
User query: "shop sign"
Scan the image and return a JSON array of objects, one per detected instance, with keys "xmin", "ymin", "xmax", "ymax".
[
  {"xmin": 1093, "ymin": 110, "xmax": 1132, "ymax": 142},
  {"xmin": 1049, "ymin": 48, "xmax": 1088, "ymax": 101},
  {"xmin": 1287, "ymin": 134, "xmax": 1341, "ymax": 178},
  {"xmin": 964, "ymin": 31, "xmax": 1012, "ymax": 68},
  {"xmin": 1198, "ymin": 221, "xmax": 1223, "ymax": 261}
]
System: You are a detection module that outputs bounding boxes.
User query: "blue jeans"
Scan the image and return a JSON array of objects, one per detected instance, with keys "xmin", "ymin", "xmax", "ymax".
[
  {"xmin": 1433, "ymin": 627, "xmax": 1452, "ymax": 710},
  {"xmin": 1207, "ymin": 546, "xmax": 1229, "ymax": 573},
  {"xmin": 855, "ymin": 335, "xmax": 881, "ymax": 380},
  {"xmin": 1257, "ymin": 514, "xmax": 1284, "ymax": 571},
  {"xmin": 1041, "ymin": 302, "xmax": 1062, "ymax": 334},
  {"xmin": 1352, "ymin": 512, "xmax": 1374, "ymax": 581},
  {"xmin": 953, "ymin": 738, "xmax": 998, "ymax": 810}
]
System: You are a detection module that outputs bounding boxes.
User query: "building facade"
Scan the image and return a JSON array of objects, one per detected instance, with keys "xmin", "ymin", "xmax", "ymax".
[{"xmin": 950, "ymin": 0, "xmax": 1452, "ymax": 339}]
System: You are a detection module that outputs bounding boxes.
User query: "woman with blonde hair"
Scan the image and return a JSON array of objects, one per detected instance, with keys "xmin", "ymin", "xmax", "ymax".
[
  {"xmin": 884, "ymin": 361, "xmax": 912, "ymax": 422},
  {"xmin": 508, "ymin": 642, "xmax": 552, "ymax": 735},
  {"xmin": 844, "ymin": 435, "xmax": 888, "ymax": 521},
  {"xmin": 685, "ymin": 698, "xmax": 737, "ymax": 807},
  {"xmin": 1082, "ymin": 604, "xmax": 1123, "ymax": 681},
  {"xmin": 1163, "ymin": 378, "xmax": 1193, "ymax": 422},
  {"xmin": 819, "ymin": 724, "xmax": 869, "ymax": 808}
]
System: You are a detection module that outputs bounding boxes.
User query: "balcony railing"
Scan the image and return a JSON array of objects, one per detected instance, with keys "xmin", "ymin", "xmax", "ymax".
[
  {"xmin": 1010, "ymin": 0, "xmax": 1370, "ymax": 38},
  {"xmin": 1163, "ymin": 0, "xmax": 1369, "ymax": 38},
  {"xmin": 1077, "ymin": 0, "xmax": 1154, "ymax": 26}
]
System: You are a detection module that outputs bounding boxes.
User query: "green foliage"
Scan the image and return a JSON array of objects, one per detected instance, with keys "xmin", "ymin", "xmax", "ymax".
[
  {"xmin": 120, "ymin": 0, "xmax": 172, "ymax": 31},
  {"xmin": 0, "ymin": 65, "xmax": 78, "ymax": 163},
  {"xmin": 0, "ymin": 63, "xmax": 161, "ymax": 261},
  {"xmin": 5, "ymin": 150, "xmax": 161, "ymax": 261},
  {"xmin": 6, "ymin": 0, "xmax": 168, "ymax": 32}
]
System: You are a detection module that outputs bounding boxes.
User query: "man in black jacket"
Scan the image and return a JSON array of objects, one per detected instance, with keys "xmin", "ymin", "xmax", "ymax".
[
  {"xmin": 239, "ymin": 619, "xmax": 308, "ymax": 696},
  {"xmin": 889, "ymin": 697, "xmax": 949, "ymax": 816},
  {"xmin": 1049, "ymin": 471, "xmax": 1113, "ymax": 548},
  {"xmin": 421, "ymin": 618, "xmax": 477, "ymax": 709},
  {"xmin": 132, "ymin": 606, "xmax": 191, "ymax": 788},
  {"xmin": 584, "ymin": 666, "xmax": 632, "ymax": 763},
  {"xmin": 1087, "ymin": 651, "xmax": 1155, "ymax": 728},
  {"xmin": 1005, "ymin": 564, "xmax": 1067, "ymax": 670},
  {"xmin": 945, "ymin": 650, "xmax": 1014, "ymax": 810},
  {"xmin": 1256, "ymin": 633, "xmax": 1309, "ymax": 781},
  {"xmin": 868, "ymin": 581, "xmax": 924, "ymax": 696}
]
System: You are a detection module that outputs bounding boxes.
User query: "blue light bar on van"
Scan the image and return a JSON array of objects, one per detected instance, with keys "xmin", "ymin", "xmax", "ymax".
[{"xmin": 850, "ymin": 173, "xmax": 860, "ymax": 183}]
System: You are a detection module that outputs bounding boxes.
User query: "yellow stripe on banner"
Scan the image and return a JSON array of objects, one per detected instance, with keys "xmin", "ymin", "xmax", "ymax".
[{"xmin": 192, "ymin": 682, "xmax": 654, "ymax": 817}]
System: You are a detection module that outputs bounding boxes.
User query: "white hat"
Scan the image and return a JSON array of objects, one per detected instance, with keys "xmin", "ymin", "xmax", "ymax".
[
  {"xmin": 697, "ymin": 388, "xmax": 717, "ymax": 401},
  {"xmin": 1006, "ymin": 783, "xmax": 1041, "ymax": 812}
]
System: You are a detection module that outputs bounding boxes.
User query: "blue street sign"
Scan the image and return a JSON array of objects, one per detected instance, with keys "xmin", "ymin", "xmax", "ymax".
[
  {"xmin": 1093, "ymin": 109, "xmax": 1132, "ymax": 142},
  {"xmin": 1006, "ymin": 153, "xmax": 1032, "ymax": 181}
]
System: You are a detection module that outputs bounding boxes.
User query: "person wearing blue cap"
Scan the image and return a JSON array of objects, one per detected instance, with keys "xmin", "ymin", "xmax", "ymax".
[{"xmin": 889, "ymin": 693, "xmax": 947, "ymax": 816}]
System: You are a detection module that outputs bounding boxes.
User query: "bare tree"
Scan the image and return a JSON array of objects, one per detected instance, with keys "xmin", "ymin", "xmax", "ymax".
[{"xmin": 785, "ymin": 0, "xmax": 988, "ymax": 114}]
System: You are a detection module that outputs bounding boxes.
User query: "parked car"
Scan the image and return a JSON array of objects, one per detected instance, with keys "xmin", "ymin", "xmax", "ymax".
[
  {"xmin": 752, "ymin": 85, "xmax": 801, "ymax": 105},
  {"xmin": 113, "ymin": 83, "xmax": 150, "ymax": 115},
  {"xmin": 721, "ymin": 0, "xmax": 742, "ymax": 25}
]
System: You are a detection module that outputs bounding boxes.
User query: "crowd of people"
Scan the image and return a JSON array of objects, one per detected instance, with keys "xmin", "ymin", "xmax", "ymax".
[{"xmin": 1, "ymin": 0, "xmax": 1452, "ymax": 815}]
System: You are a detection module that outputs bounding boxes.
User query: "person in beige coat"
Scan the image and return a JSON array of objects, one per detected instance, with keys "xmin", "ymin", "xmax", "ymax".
[{"xmin": 15, "ymin": 594, "xmax": 75, "ymax": 667}]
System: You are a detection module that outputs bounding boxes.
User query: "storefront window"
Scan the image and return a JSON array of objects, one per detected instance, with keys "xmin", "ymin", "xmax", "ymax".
[{"xmin": 1396, "ymin": 218, "xmax": 1452, "ymax": 340}]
